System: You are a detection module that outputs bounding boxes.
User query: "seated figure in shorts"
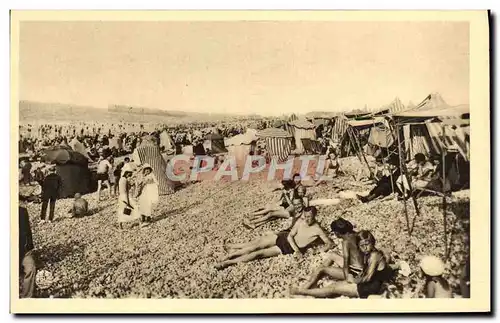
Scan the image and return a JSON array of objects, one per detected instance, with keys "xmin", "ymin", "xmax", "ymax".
[
  {"xmin": 396, "ymin": 153, "xmax": 435, "ymax": 199},
  {"xmin": 291, "ymin": 230, "xmax": 393, "ymax": 298},
  {"xmin": 295, "ymin": 218, "xmax": 364, "ymax": 290}
]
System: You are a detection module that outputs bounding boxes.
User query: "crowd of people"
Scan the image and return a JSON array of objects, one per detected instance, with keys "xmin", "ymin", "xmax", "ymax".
[
  {"xmin": 18, "ymin": 119, "xmax": 277, "ymax": 159},
  {"xmin": 17, "ymin": 117, "xmax": 470, "ymax": 300}
]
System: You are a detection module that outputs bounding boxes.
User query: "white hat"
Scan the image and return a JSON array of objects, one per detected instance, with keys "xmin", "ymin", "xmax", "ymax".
[{"xmin": 419, "ymin": 255, "xmax": 445, "ymax": 277}]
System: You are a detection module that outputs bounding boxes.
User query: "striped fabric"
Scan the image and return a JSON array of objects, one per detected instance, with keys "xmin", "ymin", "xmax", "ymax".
[
  {"xmin": 301, "ymin": 138, "xmax": 322, "ymax": 154},
  {"xmin": 257, "ymin": 127, "xmax": 292, "ymax": 138},
  {"xmin": 426, "ymin": 123, "xmax": 470, "ymax": 161},
  {"xmin": 388, "ymin": 97, "xmax": 405, "ymax": 114},
  {"xmin": 291, "ymin": 127, "xmax": 316, "ymax": 153},
  {"xmin": 135, "ymin": 144, "xmax": 174, "ymax": 195},
  {"xmin": 331, "ymin": 116, "xmax": 349, "ymax": 142},
  {"xmin": 265, "ymin": 137, "xmax": 292, "ymax": 162},
  {"xmin": 402, "ymin": 123, "xmax": 469, "ymax": 162},
  {"xmin": 404, "ymin": 124, "xmax": 438, "ymax": 158}
]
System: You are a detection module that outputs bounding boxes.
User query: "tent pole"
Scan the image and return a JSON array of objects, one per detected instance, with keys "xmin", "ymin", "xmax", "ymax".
[
  {"xmin": 350, "ymin": 127, "xmax": 373, "ymax": 178},
  {"xmin": 347, "ymin": 128, "xmax": 362, "ymax": 163},
  {"xmin": 442, "ymin": 124, "xmax": 449, "ymax": 259},
  {"xmin": 387, "ymin": 147, "xmax": 395, "ymax": 195},
  {"xmin": 386, "ymin": 119, "xmax": 396, "ymax": 195},
  {"xmin": 358, "ymin": 134, "xmax": 373, "ymax": 178},
  {"xmin": 396, "ymin": 124, "xmax": 411, "ymax": 236}
]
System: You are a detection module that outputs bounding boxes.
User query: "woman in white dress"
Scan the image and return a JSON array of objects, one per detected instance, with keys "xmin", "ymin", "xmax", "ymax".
[
  {"xmin": 117, "ymin": 163, "xmax": 140, "ymax": 229},
  {"xmin": 136, "ymin": 163, "xmax": 159, "ymax": 227}
]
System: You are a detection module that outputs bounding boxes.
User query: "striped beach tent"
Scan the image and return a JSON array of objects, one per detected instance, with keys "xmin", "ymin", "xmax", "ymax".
[
  {"xmin": 331, "ymin": 115, "xmax": 350, "ymax": 143},
  {"xmin": 387, "ymin": 97, "xmax": 405, "ymax": 114},
  {"xmin": 257, "ymin": 128, "xmax": 293, "ymax": 162},
  {"xmin": 393, "ymin": 94, "xmax": 470, "ymax": 161},
  {"xmin": 288, "ymin": 119, "xmax": 316, "ymax": 154},
  {"xmin": 301, "ymin": 138, "xmax": 322, "ymax": 154},
  {"xmin": 132, "ymin": 135, "xmax": 175, "ymax": 195}
]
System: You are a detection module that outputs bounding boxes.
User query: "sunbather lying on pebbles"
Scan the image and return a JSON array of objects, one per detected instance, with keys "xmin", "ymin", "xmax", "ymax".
[
  {"xmin": 243, "ymin": 180, "xmax": 297, "ymax": 228},
  {"xmin": 244, "ymin": 185, "xmax": 310, "ymax": 229},
  {"xmin": 216, "ymin": 206, "xmax": 334, "ymax": 270},
  {"xmin": 248, "ymin": 179, "xmax": 294, "ymax": 212}
]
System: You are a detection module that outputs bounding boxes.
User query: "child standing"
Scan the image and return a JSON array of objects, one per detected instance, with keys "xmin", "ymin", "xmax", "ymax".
[{"xmin": 137, "ymin": 164, "xmax": 159, "ymax": 227}]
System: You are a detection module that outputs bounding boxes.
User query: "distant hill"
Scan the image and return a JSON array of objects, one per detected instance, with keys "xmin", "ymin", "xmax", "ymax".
[{"xmin": 18, "ymin": 101, "xmax": 261, "ymax": 124}]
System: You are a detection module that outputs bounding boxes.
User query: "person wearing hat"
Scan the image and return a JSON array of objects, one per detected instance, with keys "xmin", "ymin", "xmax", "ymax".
[
  {"xmin": 40, "ymin": 164, "xmax": 62, "ymax": 223},
  {"xmin": 136, "ymin": 163, "xmax": 159, "ymax": 228},
  {"xmin": 116, "ymin": 163, "xmax": 139, "ymax": 229},
  {"xmin": 419, "ymin": 255, "xmax": 452, "ymax": 298}
]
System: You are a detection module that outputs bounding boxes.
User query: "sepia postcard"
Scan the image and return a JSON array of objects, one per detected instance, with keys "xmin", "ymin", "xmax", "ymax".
[{"xmin": 10, "ymin": 10, "xmax": 490, "ymax": 314}]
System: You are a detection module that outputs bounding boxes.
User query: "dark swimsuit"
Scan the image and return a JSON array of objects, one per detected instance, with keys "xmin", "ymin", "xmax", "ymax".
[
  {"xmin": 280, "ymin": 191, "xmax": 292, "ymax": 209},
  {"xmin": 356, "ymin": 255, "xmax": 392, "ymax": 298},
  {"xmin": 275, "ymin": 230, "xmax": 295, "ymax": 255},
  {"xmin": 348, "ymin": 265, "xmax": 364, "ymax": 277}
]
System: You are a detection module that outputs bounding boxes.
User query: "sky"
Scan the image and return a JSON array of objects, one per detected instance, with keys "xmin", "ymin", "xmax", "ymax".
[{"xmin": 18, "ymin": 21, "xmax": 469, "ymax": 116}]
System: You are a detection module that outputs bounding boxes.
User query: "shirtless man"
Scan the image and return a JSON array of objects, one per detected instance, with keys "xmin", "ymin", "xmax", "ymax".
[
  {"xmin": 216, "ymin": 206, "xmax": 334, "ymax": 270},
  {"xmin": 96, "ymin": 156, "xmax": 112, "ymax": 201}
]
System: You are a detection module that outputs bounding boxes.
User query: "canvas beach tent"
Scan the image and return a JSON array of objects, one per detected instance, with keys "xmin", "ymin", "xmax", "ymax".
[
  {"xmin": 69, "ymin": 137, "xmax": 92, "ymax": 160},
  {"xmin": 392, "ymin": 93, "xmax": 470, "ymax": 162},
  {"xmin": 225, "ymin": 130, "xmax": 258, "ymax": 166},
  {"xmin": 387, "ymin": 97, "xmax": 406, "ymax": 114},
  {"xmin": 257, "ymin": 127, "xmax": 293, "ymax": 162},
  {"xmin": 160, "ymin": 130, "xmax": 175, "ymax": 154},
  {"xmin": 42, "ymin": 148, "xmax": 91, "ymax": 198},
  {"xmin": 287, "ymin": 119, "xmax": 317, "ymax": 154},
  {"xmin": 132, "ymin": 135, "xmax": 175, "ymax": 195},
  {"xmin": 331, "ymin": 115, "xmax": 350, "ymax": 143}
]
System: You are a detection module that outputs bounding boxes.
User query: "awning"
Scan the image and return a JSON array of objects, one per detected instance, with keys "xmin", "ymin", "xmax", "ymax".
[
  {"xmin": 347, "ymin": 117, "xmax": 385, "ymax": 128},
  {"xmin": 288, "ymin": 119, "xmax": 316, "ymax": 129},
  {"xmin": 393, "ymin": 104, "xmax": 470, "ymax": 119},
  {"xmin": 257, "ymin": 127, "xmax": 293, "ymax": 138}
]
